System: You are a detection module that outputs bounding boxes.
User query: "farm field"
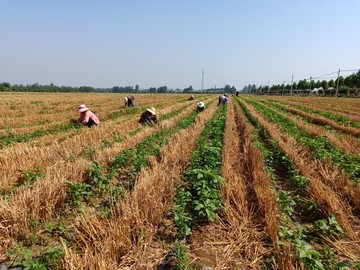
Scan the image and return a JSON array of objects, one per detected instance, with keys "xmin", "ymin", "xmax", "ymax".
[{"xmin": 1, "ymin": 92, "xmax": 360, "ymax": 269}]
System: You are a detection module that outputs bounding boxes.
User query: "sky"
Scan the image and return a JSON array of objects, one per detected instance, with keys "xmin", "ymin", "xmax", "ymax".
[{"xmin": 1, "ymin": 0, "xmax": 360, "ymax": 90}]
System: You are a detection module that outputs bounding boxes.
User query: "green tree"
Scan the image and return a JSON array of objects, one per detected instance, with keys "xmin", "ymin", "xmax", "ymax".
[
  {"xmin": 157, "ymin": 86, "xmax": 167, "ymax": 93},
  {"xmin": 126, "ymin": 86, "xmax": 134, "ymax": 92},
  {"xmin": 352, "ymin": 70, "xmax": 360, "ymax": 88},
  {"xmin": 78, "ymin": 86, "xmax": 95, "ymax": 92},
  {"xmin": 0, "ymin": 82, "xmax": 11, "ymax": 91},
  {"xmin": 335, "ymin": 76, "xmax": 345, "ymax": 88},
  {"xmin": 183, "ymin": 85, "xmax": 193, "ymax": 93},
  {"xmin": 297, "ymin": 79, "xmax": 308, "ymax": 89},
  {"xmin": 251, "ymin": 84, "xmax": 257, "ymax": 93},
  {"xmin": 315, "ymin": 80, "xmax": 321, "ymax": 88},
  {"xmin": 224, "ymin": 84, "xmax": 231, "ymax": 93},
  {"xmin": 310, "ymin": 80, "xmax": 315, "ymax": 89},
  {"xmin": 321, "ymin": 80, "xmax": 328, "ymax": 90},
  {"xmin": 344, "ymin": 76, "xmax": 353, "ymax": 87}
]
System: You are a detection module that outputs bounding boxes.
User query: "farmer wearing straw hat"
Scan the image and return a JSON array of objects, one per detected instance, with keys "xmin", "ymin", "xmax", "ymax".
[
  {"xmin": 124, "ymin": 95, "xmax": 135, "ymax": 107},
  {"xmin": 138, "ymin": 107, "xmax": 158, "ymax": 124},
  {"xmin": 76, "ymin": 104, "xmax": 100, "ymax": 128},
  {"xmin": 196, "ymin": 101, "xmax": 205, "ymax": 112}
]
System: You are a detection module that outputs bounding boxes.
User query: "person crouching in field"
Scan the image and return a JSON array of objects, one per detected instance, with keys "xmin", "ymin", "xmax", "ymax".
[
  {"xmin": 76, "ymin": 104, "xmax": 100, "ymax": 128},
  {"xmin": 188, "ymin": 95, "xmax": 195, "ymax": 101},
  {"xmin": 124, "ymin": 95, "xmax": 135, "ymax": 107},
  {"xmin": 218, "ymin": 93, "xmax": 229, "ymax": 106},
  {"xmin": 138, "ymin": 107, "xmax": 158, "ymax": 125},
  {"xmin": 196, "ymin": 101, "xmax": 205, "ymax": 112}
]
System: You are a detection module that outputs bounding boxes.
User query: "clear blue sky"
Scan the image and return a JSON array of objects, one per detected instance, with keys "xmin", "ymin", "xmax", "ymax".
[{"xmin": 1, "ymin": 0, "xmax": 360, "ymax": 90}]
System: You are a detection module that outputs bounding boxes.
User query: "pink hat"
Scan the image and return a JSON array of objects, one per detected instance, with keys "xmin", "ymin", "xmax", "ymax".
[{"xmin": 76, "ymin": 104, "xmax": 89, "ymax": 113}]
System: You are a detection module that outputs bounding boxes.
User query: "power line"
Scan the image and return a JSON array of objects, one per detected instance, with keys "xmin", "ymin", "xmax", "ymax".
[
  {"xmin": 311, "ymin": 71, "xmax": 338, "ymax": 79},
  {"xmin": 201, "ymin": 68, "xmax": 204, "ymax": 91},
  {"xmin": 278, "ymin": 68, "xmax": 359, "ymax": 86},
  {"xmin": 341, "ymin": 69, "xmax": 359, "ymax": 72},
  {"xmin": 310, "ymin": 76, "xmax": 338, "ymax": 80}
]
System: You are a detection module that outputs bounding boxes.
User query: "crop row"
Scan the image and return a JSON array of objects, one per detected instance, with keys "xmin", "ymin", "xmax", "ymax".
[
  {"xmin": 2, "ymin": 94, "xmax": 359, "ymax": 269},
  {"xmin": 243, "ymin": 97, "xmax": 360, "ymax": 184},
  {"xmin": 62, "ymin": 100, "xmax": 219, "ymax": 269},
  {"xmin": 0, "ymin": 93, "xmax": 188, "ymax": 129},
  {"xmin": 161, "ymin": 105, "xmax": 226, "ymax": 268},
  {"xmin": 0, "ymin": 95, "xmax": 189, "ymax": 148},
  {"xmin": 251, "ymin": 98, "xmax": 360, "ymax": 158},
  {"xmin": 1, "ymin": 99, "xmax": 214, "ymax": 269},
  {"xmin": 265, "ymin": 98, "xmax": 360, "ymax": 130},
  {"xmin": 261, "ymin": 96, "xmax": 360, "ymax": 120},
  {"xmin": 237, "ymin": 96, "xmax": 360, "ymax": 269},
  {"xmin": 236, "ymin": 97, "xmax": 360, "ymax": 269},
  {"xmin": 242, "ymin": 97, "xmax": 360, "ymax": 213},
  {"xmin": 0, "ymin": 98, "xmax": 197, "ymax": 190},
  {"xmin": 256, "ymin": 98, "xmax": 360, "ymax": 138}
]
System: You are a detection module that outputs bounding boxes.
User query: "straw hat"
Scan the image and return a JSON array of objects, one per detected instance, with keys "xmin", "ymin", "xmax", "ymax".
[
  {"xmin": 197, "ymin": 101, "xmax": 205, "ymax": 107},
  {"xmin": 147, "ymin": 107, "xmax": 156, "ymax": 115},
  {"xmin": 76, "ymin": 104, "xmax": 89, "ymax": 113}
]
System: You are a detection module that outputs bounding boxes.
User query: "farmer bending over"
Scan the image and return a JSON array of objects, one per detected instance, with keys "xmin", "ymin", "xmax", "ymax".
[
  {"xmin": 138, "ymin": 107, "xmax": 158, "ymax": 124},
  {"xmin": 76, "ymin": 104, "xmax": 100, "ymax": 128},
  {"xmin": 218, "ymin": 93, "xmax": 229, "ymax": 106},
  {"xmin": 196, "ymin": 101, "xmax": 205, "ymax": 112},
  {"xmin": 124, "ymin": 95, "xmax": 135, "ymax": 107}
]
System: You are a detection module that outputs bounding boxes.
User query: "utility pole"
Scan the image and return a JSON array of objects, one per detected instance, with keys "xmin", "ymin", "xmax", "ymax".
[
  {"xmin": 282, "ymin": 81, "xmax": 285, "ymax": 96},
  {"xmin": 309, "ymin": 76, "xmax": 312, "ymax": 91},
  {"xmin": 267, "ymin": 81, "xmax": 270, "ymax": 94},
  {"xmin": 335, "ymin": 69, "xmax": 340, "ymax": 97},
  {"xmin": 201, "ymin": 68, "xmax": 204, "ymax": 91},
  {"xmin": 290, "ymin": 75, "xmax": 294, "ymax": 96}
]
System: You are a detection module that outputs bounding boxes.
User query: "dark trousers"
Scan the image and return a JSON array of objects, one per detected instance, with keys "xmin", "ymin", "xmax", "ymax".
[{"xmin": 86, "ymin": 119, "xmax": 97, "ymax": 128}]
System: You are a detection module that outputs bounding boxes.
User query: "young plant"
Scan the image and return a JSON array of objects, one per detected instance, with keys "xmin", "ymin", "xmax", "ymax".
[
  {"xmin": 16, "ymin": 166, "xmax": 45, "ymax": 187},
  {"xmin": 314, "ymin": 215, "xmax": 346, "ymax": 238},
  {"xmin": 65, "ymin": 181, "xmax": 94, "ymax": 208},
  {"xmin": 168, "ymin": 243, "xmax": 190, "ymax": 270}
]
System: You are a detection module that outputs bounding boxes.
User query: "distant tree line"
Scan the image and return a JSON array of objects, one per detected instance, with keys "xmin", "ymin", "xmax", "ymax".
[
  {"xmin": 0, "ymin": 82, "xmax": 237, "ymax": 94},
  {"xmin": 112, "ymin": 84, "xmax": 237, "ymax": 94},
  {"xmin": 242, "ymin": 70, "xmax": 360, "ymax": 96},
  {"xmin": 0, "ymin": 82, "xmax": 96, "ymax": 92}
]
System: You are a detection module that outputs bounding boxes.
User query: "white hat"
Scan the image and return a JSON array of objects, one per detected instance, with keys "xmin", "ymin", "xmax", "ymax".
[
  {"xmin": 147, "ymin": 107, "xmax": 156, "ymax": 115},
  {"xmin": 197, "ymin": 101, "xmax": 205, "ymax": 107},
  {"xmin": 124, "ymin": 97, "xmax": 128, "ymax": 102},
  {"xmin": 76, "ymin": 104, "xmax": 89, "ymax": 113}
]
